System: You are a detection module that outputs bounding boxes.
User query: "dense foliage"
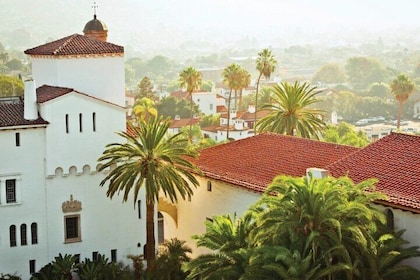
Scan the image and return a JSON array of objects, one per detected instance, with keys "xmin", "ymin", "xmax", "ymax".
[{"xmin": 186, "ymin": 175, "xmax": 420, "ymax": 279}]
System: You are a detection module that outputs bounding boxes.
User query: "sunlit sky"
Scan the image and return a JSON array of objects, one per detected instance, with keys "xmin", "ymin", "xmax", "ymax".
[{"xmin": 2, "ymin": 0, "xmax": 420, "ymax": 52}]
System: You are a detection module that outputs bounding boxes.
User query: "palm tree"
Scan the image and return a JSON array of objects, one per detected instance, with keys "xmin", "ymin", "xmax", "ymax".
[
  {"xmin": 253, "ymin": 175, "xmax": 389, "ymax": 279},
  {"xmin": 222, "ymin": 63, "xmax": 242, "ymax": 141},
  {"xmin": 185, "ymin": 212, "xmax": 257, "ymax": 279},
  {"xmin": 255, "ymin": 49, "xmax": 277, "ymax": 133},
  {"xmin": 98, "ymin": 117, "xmax": 200, "ymax": 273},
  {"xmin": 179, "ymin": 67, "xmax": 203, "ymax": 141},
  {"xmin": 256, "ymin": 81, "xmax": 326, "ymax": 139},
  {"xmin": 390, "ymin": 73, "xmax": 416, "ymax": 129},
  {"xmin": 238, "ymin": 68, "xmax": 251, "ymax": 110},
  {"xmin": 132, "ymin": 97, "xmax": 157, "ymax": 123},
  {"xmin": 155, "ymin": 238, "xmax": 192, "ymax": 280}
]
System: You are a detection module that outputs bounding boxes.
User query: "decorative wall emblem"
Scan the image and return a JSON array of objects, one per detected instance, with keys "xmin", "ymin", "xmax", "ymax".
[{"xmin": 62, "ymin": 195, "xmax": 82, "ymax": 213}]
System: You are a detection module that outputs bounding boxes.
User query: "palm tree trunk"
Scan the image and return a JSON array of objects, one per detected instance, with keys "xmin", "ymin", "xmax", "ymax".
[
  {"xmin": 254, "ymin": 73, "xmax": 263, "ymax": 134},
  {"xmin": 397, "ymin": 101, "xmax": 403, "ymax": 130},
  {"xmin": 189, "ymin": 92, "xmax": 193, "ymax": 142},
  {"xmin": 146, "ymin": 201, "xmax": 156, "ymax": 274},
  {"xmin": 238, "ymin": 89, "xmax": 243, "ymax": 111},
  {"xmin": 227, "ymin": 89, "xmax": 232, "ymax": 141}
]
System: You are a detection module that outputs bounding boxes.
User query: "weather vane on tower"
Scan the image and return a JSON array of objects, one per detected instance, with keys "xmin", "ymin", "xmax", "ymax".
[{"xmin": 92, "ymin": 1, "xmax": 98, "ymax": 18}]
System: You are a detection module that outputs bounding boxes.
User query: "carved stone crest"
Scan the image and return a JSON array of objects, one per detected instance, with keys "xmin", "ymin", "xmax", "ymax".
[{"xmin": 62, "ymin": 195, "xmax": 82, "ymax": 213}]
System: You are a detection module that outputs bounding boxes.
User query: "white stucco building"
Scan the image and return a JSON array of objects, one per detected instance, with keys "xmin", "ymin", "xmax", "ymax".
[{"xmin": 0, "ymin": 15, "xmax": 146, "ymax": 278}]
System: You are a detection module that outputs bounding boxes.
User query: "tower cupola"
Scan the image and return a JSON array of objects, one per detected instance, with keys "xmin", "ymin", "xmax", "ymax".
[{"xmin": 83, "ymin": 2, "xmax": 108, "ymax": 42}]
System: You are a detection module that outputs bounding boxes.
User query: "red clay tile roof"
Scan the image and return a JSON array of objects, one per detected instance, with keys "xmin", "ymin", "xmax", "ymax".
[
  {"xmin": 216, "ymin": 105, "xmax": 227, "ymax": 113},
  {"xmin": 170, "ymin": 90, "xmax": 190, "ymax": 99},
  {"xmin": 36, "ymin": 85, "xmax": 123, "ymax": 108},
  {"xmin": 327, "ymin": 132, "xmax": 420, "ymax": 212},
  {"xmin": 235, "ymin": 110, "xmax": 271, "ymax": 120},
  {"xmin": 24, "ymin": 34, "xmax": 123, "ymax": 56},
  {"xmin": 36, "ymin": 85, "xmax": 74, "ymax": 103},
  {"xmin": 201, "ymin": 125, "xmax": 248, "ymax": 132},
  {"xmin": 170, "ymin": 118, "xmax": 200, "ymax": 128},
  {"xmin": 0, "ymin": 101, "xmax": 49, "ymax": 128},
  {"xmin": 191, "ymin": 133, "xmax": 359, "ymax": 193}
]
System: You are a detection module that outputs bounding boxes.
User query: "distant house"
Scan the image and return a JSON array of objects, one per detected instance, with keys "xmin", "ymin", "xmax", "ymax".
[
  {"xmin": 168, "ymin": 116, "xmax": 200, "ymax": 135},
  {"xmin": 170, "ymin": 90, "xmax": 225, "ymax": 116},
  {"xmin": 202, "ymin": 106, "xmax": 270, "ymax": 141}
]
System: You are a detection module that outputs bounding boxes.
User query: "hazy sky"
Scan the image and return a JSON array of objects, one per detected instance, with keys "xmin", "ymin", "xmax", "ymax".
[{"xmin": 2, "ymin": 0, "xmax": 420, "ymax": 52}]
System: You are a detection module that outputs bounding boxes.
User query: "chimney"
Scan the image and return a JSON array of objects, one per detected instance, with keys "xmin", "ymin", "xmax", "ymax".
[
  {"xmin": 248, "ymin": 104, "xmax": 256, "ymax": 114},
  {"xmin": 24, "ymin": 78, "xmax": 38, "ymax": 120},
  {"xmin": 306, "ymin": 168, "xmax": 329, "ymax": 180}
]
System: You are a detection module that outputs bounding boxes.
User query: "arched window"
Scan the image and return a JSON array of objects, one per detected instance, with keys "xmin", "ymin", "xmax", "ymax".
[
  {"xmin": 385, "ymin": 208, "xmax": 394, "ymax": 231},
  {"xmin": 20, "ymin": 224, "xmax": 27, "ymax": 245},
  {"xmin": 31, "ymin": 223, "xmax": 38, "ymax": 244},
  {"xmin": 9, "ymin": 225, "xmax": 16, "ymax": 247},
  {"xmin": 158, "ymin": 212, "xmax": 164, "ymax": 244}
]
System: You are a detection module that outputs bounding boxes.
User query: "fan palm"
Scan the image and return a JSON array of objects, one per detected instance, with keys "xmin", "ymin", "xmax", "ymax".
[
  {"xmin": 155, "ymin": 238, "xmax": 192, "ymax": 280},
  {"xmin": 255, "ymin": 49, "xmax": 277, "ymax": 133},
  {"xmin": 256, "ymin": 81, "xmax": 326, "ymax": 139},
  {"xmin": 238, "ymin": 68, "xmax": 251, "ymax": 110},
  {"xmin": 390, "ymin": 73, "xmax": 416, "ymax": 129},
  {"xmin": 222, "ymin": 63, "xmax": 242, "ymax": 140},
  {"xmin": 179, "ymin": 67, "xmax": 202, "ymax": 141},
  {"xmin": 133, "ymin": 97, "xmax": 157, "ymax": 123},
  {"xmin": 98, "ymin": 116, "xmax": 200, "ymax": 273}
]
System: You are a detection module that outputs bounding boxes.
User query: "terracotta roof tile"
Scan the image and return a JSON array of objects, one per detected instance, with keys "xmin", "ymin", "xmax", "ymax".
[
  {"xmin": 170, "ymin": 118, "xmax": 200, "ymax": 128},
  {"xmin": 192, "ymin": 133, "xmax": 359, "ymax": 193},
  {"xmin": 0, "ymin": 100, "xmax": 48, "ymax": 128},
  {"xmin": 327, "ymin": 132, "xmax": 420, "ymax": 212},
  {"xmin": 24, "ymin": 34, "xmax": 123, "ymax": 56},
  {"xmin": 36, "ymin": 85, "xmax": 74, "ymax": 103}
]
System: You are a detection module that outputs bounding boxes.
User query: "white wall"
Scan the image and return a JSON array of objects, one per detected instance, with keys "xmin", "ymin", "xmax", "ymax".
[
  {"xmin": 31, "ymin": 56, "xmax": 125, "ymax": 107},
  {"xmin": 39, "ymin": 93, "xmax": 126, "ymax": 176},
  {"xmin": 165, "ymin": 176, "xmax": 260, "ymax": 256}
]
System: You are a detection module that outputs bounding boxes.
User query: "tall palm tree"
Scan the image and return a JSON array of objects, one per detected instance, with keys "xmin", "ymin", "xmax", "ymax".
[
  {"xmin": 255, "ymin": 49, "xmax": 277, "ymax": 133},
  {"xmin": 222, "ymin": 63, "xmax": 242, "ymax": 141},
  {"xmin": 179, "ymin": 67, "xmax": 203, "ymax": 141},
  {"xmin": 98, "ymin": 117, "xmax": 200, "ymax": 273},
  {"xmin": 256, "ymin": 81, "xmax": 326, "ymax": 139},
  {"xmin": 390, "ymin": 73, "xmax": 416, "ymax": 129},
  {"xmin": 238, "ymin": 68, "xmax": 251, "ymax": 110}
]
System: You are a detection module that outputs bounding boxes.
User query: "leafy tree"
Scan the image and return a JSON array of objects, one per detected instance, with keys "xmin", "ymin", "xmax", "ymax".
[
  {"xmin": 156, "ymin": 97, "xmax": 199, "ymax": 119},
  {"xmin": 257, "ymin": 81, "xmax": 326, "ymax": 139},
  {"xmin": 199, "ymin": 114, "xmax": 220, "ymax": 128},
  {"xmin": 366, "ymin": 82, "xmax": 391, "ymax": 98},
  {"xmin": 147, "ymin": 55, "xmax": 173, "ymax": 79},
  {"xmin": 390, "ymin": 73, "xmax": 416, "ymax": 129},
  {"xmin": 312, "ymin": 63, "xmax": 346, "ymax": 85},
  {"xmin": 255, "ymin": 49, "xmax": 277, "ymax": 134},
  {"xmin": 98, "ymin": 117, "xmax": 200, "ymax": 274},
  {"xmin": 322, "ymin": 122, "xmax": 369, "ymax": 147},
  {"xmin": 345, "ymin": 56, "xmax": 389, "ymax": 91},
  {"xmin": 179, "ymin": 67, "xmax": 203, "ymax": 142},
  {"xmin": 155, "ymin": 238, "xmax": 192, "ymax": 280},
  {"xmin": 0, "ymin": 74, "xmax": 23, "ymax": 96},
  {"xmin": 222, "ymin": 63, "xmax": 242, "ymax": 140},
  {"xmin": 137, "ymin": 77, "xmax": 156, "ymax": 101}
]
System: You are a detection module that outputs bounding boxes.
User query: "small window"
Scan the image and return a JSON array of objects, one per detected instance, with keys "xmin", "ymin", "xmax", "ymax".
[
  {"xmin": 65, "ymin": 114, "xmax": 69, "ymax": 133},
  {"xmin": 92, "ymin": 251, "xmax": 99, "ymax": 261},
  {"xmin": 9, "ymin": 225, "xmax": 16, "ymax": 247},
  {"xmin": 92, "ymin": 112, "xmax": 96, "ymax": 132},
  {"xmin": 79, "ymin": 113, "xmax": 83, "ymax": 132},
  {"xmin": 138, "ymin": 200, "xmax": 141, "ymax": 219},
  {"xmin": 6, "ymin": 179, "xmax": 16, "ymax": 203},
  {"xmin": 158, "ymin": 212, "xmax": 164, "ymax": 244},
  {"xmin": 31, "ymin": 223, "xmax": 38, "ymax": 244},
  {"xmin": 15, "ymin": 133, "xmax": 20, "ymax": 146},
  {"xmin": 385, "ymin": 209, "xmax": 394, "ymax": 231},
  {"xmin": 64, "ymin": 215, "xmax": 81, "ymax": 243},
  {"xmin": 111, "ymin": 249, "xmax": 117, "ymax": 262},
  {"xmin": 21, "ymin": 224, "xmax": 27, "ymax": 245},
  {"xmin": 74, "ymin": 254, "xmax": 80, "ymax": 264},
  {"xmin": 29, "ymin": 260, "xmax": 36, "ymax": 274},
  {"xmin": 207, "ymin": 181, "xmax": 212, "ymax": 192},
  {"xmin": 209, "ymin": 104, "xmax": 213, "ymax": 110}
]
